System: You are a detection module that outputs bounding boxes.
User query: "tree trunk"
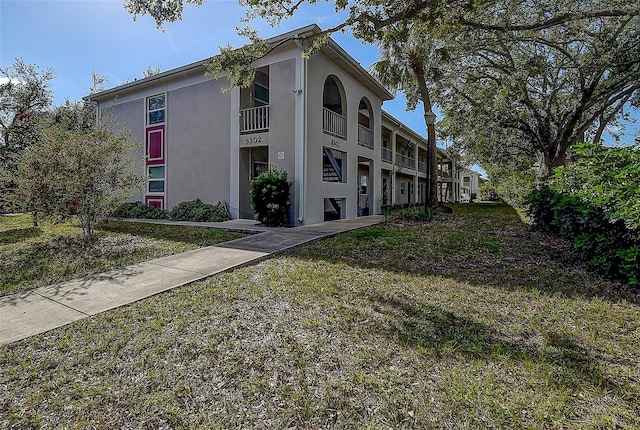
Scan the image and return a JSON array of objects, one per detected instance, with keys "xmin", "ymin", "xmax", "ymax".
[
  {"xmin": 536, "ymin": 150, "xmax": 566, "ymax": 186},
  {"xmin": 410, "ymin": 54, "xmax": 439, "ymax": 210}
]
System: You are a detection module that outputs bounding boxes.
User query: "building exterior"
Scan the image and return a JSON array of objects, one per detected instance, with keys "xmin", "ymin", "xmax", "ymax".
[
  {"xmin": 458, "ymin": 167, "xmax": 486, "ymax": 202},
  {"xmin": 89, "ymin": 25, "xmax": 463, "ymax": 225}
]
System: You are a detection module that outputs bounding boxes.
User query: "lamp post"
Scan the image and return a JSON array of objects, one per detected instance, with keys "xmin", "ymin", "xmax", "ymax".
[{"xmin": 424, "ymin": 110, "xmax": 437, "ymax": 210}]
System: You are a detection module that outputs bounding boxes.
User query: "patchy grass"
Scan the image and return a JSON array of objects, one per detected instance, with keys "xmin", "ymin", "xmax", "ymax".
[
  {"xmin": 1, "ymin": 204, "xmax": 639, "ymax": 428},
  {"xmin": 0, "ymin": 215, "xmax": 244, "ymax": 296}
]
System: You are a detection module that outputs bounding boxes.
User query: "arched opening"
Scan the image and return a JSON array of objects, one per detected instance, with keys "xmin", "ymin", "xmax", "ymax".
[
  {"xmin": 322, "ymin": 76, "xmax": 346, "ymax": 139},
  {"xmin": 357, "ymin": 97, "xmax": 373, "ymax": 149}
]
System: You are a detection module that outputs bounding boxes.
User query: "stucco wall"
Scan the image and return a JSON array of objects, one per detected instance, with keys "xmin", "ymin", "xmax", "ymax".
[
  {"xmin": 166, "ymin": 78, "xmax": 231, "ymax": 209},
  {"xmin": 303, "ymin": 53, "xmax": 384, "ymax": 225},
  {"xmin": 108, "ymin": 99, "xmax": 145, "ymax": 202}
]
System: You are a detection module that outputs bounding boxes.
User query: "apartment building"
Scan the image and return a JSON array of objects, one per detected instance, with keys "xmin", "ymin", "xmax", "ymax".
[{"xmin": 88, "ymin": 24, "xmax": 463, "ymax": 225}]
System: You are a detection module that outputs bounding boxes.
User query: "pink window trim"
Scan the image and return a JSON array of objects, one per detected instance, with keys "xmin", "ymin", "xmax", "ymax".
[{"xmin": 146, "ymin": 125, "xmax": 165, "ymax": 165}]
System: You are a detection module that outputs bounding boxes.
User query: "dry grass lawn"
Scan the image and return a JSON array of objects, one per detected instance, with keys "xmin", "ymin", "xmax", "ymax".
[{"xmin": 1, "ymin": 204, "xmax": 638, "ymax": 428}]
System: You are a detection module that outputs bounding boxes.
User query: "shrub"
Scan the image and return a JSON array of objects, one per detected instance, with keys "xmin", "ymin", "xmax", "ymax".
[
  {"xmin": 169, "ymin": 198, "xmax": 230, "ymax": 222},
  {"xmin": 111, "ymin": 201, "xmax": 168, "ymax": 219},
  {"xmin": 250, "ymin": 168, "xmax": 292, "ymax": 227},
  {"xmin": 527, "ymin": 144, "xmax": 640, "ymax": 285},
  {"xmin": 483, "ymin": 165, "xmax": 536, "ymax": 208},
  {"xmin": 393, "ymin": 206, "xmax": 436, "ymax": 222}
]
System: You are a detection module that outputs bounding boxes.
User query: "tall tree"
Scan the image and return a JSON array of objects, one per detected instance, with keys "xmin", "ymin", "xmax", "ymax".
[
  {"xmin": 370, "ymin": 23, "xmax": 444, "ymax": 209},
  {"xmin": 13, "ymin": 100, "xmax": 144, "ymax": 243},
  {"xmin": 436, "ymin": 5, "xmax": 640, "ymax": 183},
  {"xmin": 122, "ymin": 0, "xmax": 640, "ymax": 185},
  {"xmin": 0, "ymin": 58, "xmax": 54, "ymax": 152},
  {"xmin": 0, "ymin": 59, "xmax": 54, "ymax": 212}
]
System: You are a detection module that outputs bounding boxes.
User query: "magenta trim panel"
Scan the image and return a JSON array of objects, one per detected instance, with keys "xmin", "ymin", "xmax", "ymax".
[
  {"xmin": 145, "ymin": 195, "xmax": 164, "ymax": 209},
  {"xmin": 146, "ymin": 125, "xmax": 164, "ymax": 165}
]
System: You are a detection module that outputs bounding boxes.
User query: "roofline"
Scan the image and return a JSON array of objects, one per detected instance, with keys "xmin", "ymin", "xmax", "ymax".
[
  {"xmin": 381, "ymin": 110, "xmax": 427, "ymax": 144},
  {"xmin": 86, "ymin": 24, "xmax": 392, "ymax": 102},
  {"xmin": 381, "ymin": 110, "xmax": 456, "ymax": 158}
]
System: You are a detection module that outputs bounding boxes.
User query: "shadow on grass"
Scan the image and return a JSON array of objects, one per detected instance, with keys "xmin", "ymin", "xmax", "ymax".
[
  {"xmin": 96, "ymin": 220, "xmax": 243, "ymax": 246},
  {"xmin": 292, "ymin": 203, "xmax": 639, "ymax": 305},
  {"xmin": 0, "ymin": 227, "xmax": 42, "ymax": 245},
  {"xmin": 366, "ymin": 290, "xmax": 612, "ymax": 392}
]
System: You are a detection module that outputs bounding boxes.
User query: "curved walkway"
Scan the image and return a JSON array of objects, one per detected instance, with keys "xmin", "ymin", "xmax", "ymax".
[{"xmin": 0, "ymin": 216, "xmax": 384, "ymax": 345}]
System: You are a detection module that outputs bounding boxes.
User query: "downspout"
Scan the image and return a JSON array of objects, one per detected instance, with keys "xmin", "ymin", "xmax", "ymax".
[{"xmin": 295, "ymin": 39, "xmax": 307, "ymax": 224}]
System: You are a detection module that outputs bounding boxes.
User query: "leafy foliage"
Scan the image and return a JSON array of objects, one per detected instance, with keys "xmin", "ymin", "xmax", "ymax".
[
  {"xmin": 110, "ymin": 202, "xmax": 169, "ymax": 219},
  {"xmin": 0, "ymin": 59, "xmax": 54, "ymax": 213},
  {"xmin": 250, "ymin": 168, "xmax": 291, "ymax": 227},
  {"xmin": 527, "ymin": 143, "xmax": 640, "ymax": 284},
  {"xmin": 12, "ymin": 102, "xmax": 144, "ymax": 243},
  {"xmin": 481, "ymin": 164, "xmax": 536, "ymax": 208},
  {"xmin": 436, "ymin": 4, "xmax": 640, "ymax": 183},
  {"xmin": 169, "ymin": 198, "xmax": 231, "ymax": 222}
]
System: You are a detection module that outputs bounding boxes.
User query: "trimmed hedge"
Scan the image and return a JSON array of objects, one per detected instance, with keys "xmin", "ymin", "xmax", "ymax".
[
  {"xmin": 110, "ymin": 202, "xmax": 169, "ymax": 219},
  {"xmin": 111, "ymin": 199, "xmax": 231, "ymax": 222},
  {"xmin": 169, "ymin": 198, "xmax": 230, "ymax": 222},
  {"xmin": 526, "ymin": 142, "xmax": 640, "ymax": 285}
]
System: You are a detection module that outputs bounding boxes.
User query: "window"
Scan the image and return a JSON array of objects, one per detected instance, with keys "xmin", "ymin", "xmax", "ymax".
[
  {"xmin": 254, "ymin": 83, "xmax": 269, "ymax": 107},
  {"xmin": 323, "ymin": 147, "xmax": 346, "ymax": 182},
  {"xmin": 148, "ymin": 165, "xmax": 165, "ymax": 193},
  {"xmin": 147, "ymin": 94, "xmax": 165, "ymax": 125}
]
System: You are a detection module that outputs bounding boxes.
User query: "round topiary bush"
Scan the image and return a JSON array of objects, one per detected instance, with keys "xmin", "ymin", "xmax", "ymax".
[{"xmin": 250, "ymin": 168, "xmax": 292, "ymax": 227}]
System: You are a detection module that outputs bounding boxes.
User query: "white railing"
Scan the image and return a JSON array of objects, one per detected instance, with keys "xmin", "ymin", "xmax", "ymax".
[
  {"xmin": 240, "ymin": 105, "xmax": 269, "ymax": 134},
  {"xmin": 381, "ymin": 147, "xmax": 393, "ymax": 162},
  {"xmin": 323, "ymin": 107, "xmax": 346, "ymax": 139},
  {"xmin": 418, "ymin": 161, "xmax": 427, "ymax": 173},
  {"xmin": 395, "ymin": 153, "xmax": 415, "ymax": 169},
  {"xmin": 357, "ymin": 124, "xmax": 374, "ymax": 149}
]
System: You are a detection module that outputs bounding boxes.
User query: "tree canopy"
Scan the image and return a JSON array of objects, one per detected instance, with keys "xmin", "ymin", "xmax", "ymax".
[
  {"xmin": 435, "ymin": 2, "xmax": 640, "ymax": 182},
  {"xmin": 122, "ymin": 0, "xmax": 640, "ymax": 186}
]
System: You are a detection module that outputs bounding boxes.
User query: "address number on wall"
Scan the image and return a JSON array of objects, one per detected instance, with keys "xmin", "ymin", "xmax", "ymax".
[{"xmin": 244, "ymin": 136, "xmax": 262, "ymax": 145}]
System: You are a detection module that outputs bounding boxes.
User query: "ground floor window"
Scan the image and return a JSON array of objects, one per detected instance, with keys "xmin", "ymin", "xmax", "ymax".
[{"xmin": 148, "ymin": 165, "xmax": 165, "ymax": 193}]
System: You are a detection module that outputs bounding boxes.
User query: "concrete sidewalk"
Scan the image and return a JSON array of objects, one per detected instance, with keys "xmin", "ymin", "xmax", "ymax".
[{"xmin": 0, "ymin": 216, "xmax": 384, "ymax": 345}]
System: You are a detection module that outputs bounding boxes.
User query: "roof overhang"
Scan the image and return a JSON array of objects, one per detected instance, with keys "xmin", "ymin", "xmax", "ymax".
[{"xmin": 86, "ymin": 24, "xmax": 392, "ymax": 103}]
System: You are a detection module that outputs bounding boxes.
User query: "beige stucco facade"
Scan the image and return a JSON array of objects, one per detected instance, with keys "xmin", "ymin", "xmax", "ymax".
[{"xmin": 90, "ymin": 25, "xmax": 463, "ymax": 225}]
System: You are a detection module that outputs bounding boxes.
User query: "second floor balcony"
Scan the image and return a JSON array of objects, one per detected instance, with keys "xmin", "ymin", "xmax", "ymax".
[
  {"xmin": 323, "ymin": 107, "xmax": 346, "ymax": 140},
  {"xmin": 381, "ymin": 147, "xmax": 392, "ymax": 163},
  {"xmin": 395, "ymin": 153, "xmax": 415, "ymax": 169},
  {"xmin": 357, "ymin": 124, "xmax": 374, "ymax": 149},
  {"xmin": 240, "ymin": 105, "xmax": 269, "ymax": 134}
]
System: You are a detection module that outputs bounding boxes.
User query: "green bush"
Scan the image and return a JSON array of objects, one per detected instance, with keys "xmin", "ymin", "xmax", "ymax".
[
  {"xmin": 250, "ymin": 168, "xmax": 292, "ymax": 227},
  {"xmin": 110, "ymin": 201, "xmax": 168, "ymax": 219},
  {"xmin": 169, "ymin": 198, "xmax": 230, "ymax": 222},
  {"xmin": 527, "ymin": 163, "xmax": 640, "ymax": 286},
  {"xmin": 483, "ymin": 165, "xmax": 536, "ymax": 208}
]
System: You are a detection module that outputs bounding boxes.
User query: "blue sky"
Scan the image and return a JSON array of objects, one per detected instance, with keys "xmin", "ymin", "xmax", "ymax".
[
  {"xmin": 1, "ymin": 1, "xmax": 636, "ymax": 154},
  {"xmin": 0, "ymin": 0, "xmax": 430, "ymax": 138}
]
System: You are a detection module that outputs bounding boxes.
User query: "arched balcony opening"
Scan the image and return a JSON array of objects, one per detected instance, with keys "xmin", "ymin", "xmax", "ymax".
[
  {"xmin": 357, "ymin": 98, "xmax": 373, "ymax": 149},
  {"xmin": 322, "ymin": 76, "xmax": 346, "ymax": 139}
]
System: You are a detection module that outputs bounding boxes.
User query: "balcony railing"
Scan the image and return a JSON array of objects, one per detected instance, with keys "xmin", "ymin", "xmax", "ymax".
[
  {"xmin": 438, "ymin": 170, "xmax": 452, "ymax": 179},
  {"xmin": 323, "ymin": 107, "xmax": 346, "ymax": 139},
  {"xmin": 357, "ymin": 124, "xmax": 374, "ymax": 149},
  {"xmin": 240, "ymin": 105, "xmax": 269, "ymax": 134},
  {"xmin": 395, "ymin": 153, "xmax": 415, "ymax": 169},
  {"xmin": 418, "ymin": 161, "xmax": 427, "ymax": 173},
  {"xmin": 381, "ymin": 147, "xmax": 392, "ymax": 163}
]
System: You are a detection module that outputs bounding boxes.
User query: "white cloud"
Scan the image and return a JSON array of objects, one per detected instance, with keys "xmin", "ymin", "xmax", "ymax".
[{"xmin": 0, "ymin": 77, "xmax": 22, "ymax": 85}]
